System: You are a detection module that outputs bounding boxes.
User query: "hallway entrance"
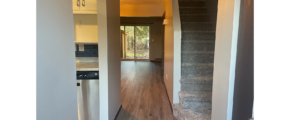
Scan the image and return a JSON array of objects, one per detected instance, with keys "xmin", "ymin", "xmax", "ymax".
[{"xmin": 116, "ymin": 61, "xmax": 176, "ymax": 120}]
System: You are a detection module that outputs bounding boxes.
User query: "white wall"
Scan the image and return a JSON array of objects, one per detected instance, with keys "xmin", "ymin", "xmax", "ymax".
[
  {"xmin": 37, "ymin": 0, "xmax": 78, "ymax": 120},
  {"xmin": 163, "ymin": 0, "xmax": 182, "ymax": 105},
  {"xmin": 172, "ymin": 0, "xmax": 182, "ymax": 104},
  {"xmin": 163, "ymin": 0, "xmax": 174, "ymax": 105},
  {"xmin": 98, "ymin": 0, "xmax": 121, "ymax": 119},
  {"xmin": 211, "ymin": 0, "xmax": 241, "ymax": 120}
]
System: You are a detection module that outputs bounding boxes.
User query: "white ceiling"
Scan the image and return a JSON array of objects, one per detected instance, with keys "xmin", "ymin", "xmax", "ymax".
[{"xmin": 120, "ymin": 0, "xmax": 164, "ymax": 5}]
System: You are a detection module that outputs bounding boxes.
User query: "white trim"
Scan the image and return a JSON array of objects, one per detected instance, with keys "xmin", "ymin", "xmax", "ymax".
[{"xmin": 226, "ymin": 0, "xmax": 242, "ymax": 119}]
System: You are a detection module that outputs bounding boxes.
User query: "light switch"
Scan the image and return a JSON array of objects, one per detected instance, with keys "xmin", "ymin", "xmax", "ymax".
[{"xmin": 79, "ymin": 44, "xmax": 84, "ymax": 51}]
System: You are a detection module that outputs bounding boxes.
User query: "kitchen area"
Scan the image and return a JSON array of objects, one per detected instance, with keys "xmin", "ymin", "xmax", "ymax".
[{"xmin": 73, "ymin": 0, "xmax": 100, "ymax": 120}]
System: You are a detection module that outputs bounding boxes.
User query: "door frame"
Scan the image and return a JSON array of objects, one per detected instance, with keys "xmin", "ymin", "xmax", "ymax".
[{"xmin": 120, "ymin": 24, "xmax": 151, "ymax": 61}]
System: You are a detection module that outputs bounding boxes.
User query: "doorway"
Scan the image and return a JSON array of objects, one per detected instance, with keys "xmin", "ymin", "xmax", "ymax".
[{"xmin": 120, "ymin": 26, "xmax": 150, "ymax": 60}]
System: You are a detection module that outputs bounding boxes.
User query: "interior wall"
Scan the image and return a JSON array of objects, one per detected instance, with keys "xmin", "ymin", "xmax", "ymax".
[
  {"xmin": 232, "ymin": 0, "xmax": 254, "ymax": 119},
  {"xmin": 98, "ymin": 0, "xmax": 121, "ymax": 119},
  {"xmin": 107, "ymin": 0, "xmax": 122, "ymax": 119},
  {"xmin": 211, "ymin": 0, "xmax": 241, "ymax": 119},
  {"xmin": 172, "ymin": 0, "xmax": 182, "ymax": 104},
  {"xmin": 120, "ymin": 5, "xmax": 163, "ymax": 17},
  {"xmin": 120, "ymin": 17, "xmax": 163, "ymax": 60},
  {"xmin": 163, "ymin": 0, "xmax": 174, "ymax": 104},
  {"xmin": 36, "ymin": 0, "xmax": 78, "ymax": 120}
]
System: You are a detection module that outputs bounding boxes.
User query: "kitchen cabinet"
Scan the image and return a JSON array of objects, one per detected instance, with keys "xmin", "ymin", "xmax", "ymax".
[
  {"xmin": 72, "ymin": 0, "xmax": 97, "ymax": 14},
  {"xmin": 74, "ymin": 14, "xmax": 98, "ymax": 43},
  {"xmin": 72, "ymin": 0, "xmax": 80, "ymax": 11}
]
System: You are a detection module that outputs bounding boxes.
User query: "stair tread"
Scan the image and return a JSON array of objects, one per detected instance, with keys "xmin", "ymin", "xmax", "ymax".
[
  {"xmin": 179, "ymin": 91, "xmax": 212, "ymax": 101},
  {"xmin": 181, "ymin": 62, "xmax": 213, "ymax": 66},
  {"xmin": 180, "ymin": 77, "xmax": 213, "ymax": 84},
  {"xmin": 173, "ymin": 104, "xmax": 211, "ymax": 120},
  {"xmin": 181, "ymin": 51, "xmax": 214, "ymax": 54}
]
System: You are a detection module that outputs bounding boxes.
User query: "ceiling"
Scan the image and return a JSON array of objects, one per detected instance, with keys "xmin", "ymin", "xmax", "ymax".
[{"xmin": 120, "ymin": 0, "xmax": 164, "ymax": 5}]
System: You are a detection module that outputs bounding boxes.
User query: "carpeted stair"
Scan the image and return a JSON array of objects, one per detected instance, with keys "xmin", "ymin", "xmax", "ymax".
[{"xmin": 173, "ymin": 0, "xmax": 215, "ymax": 119}]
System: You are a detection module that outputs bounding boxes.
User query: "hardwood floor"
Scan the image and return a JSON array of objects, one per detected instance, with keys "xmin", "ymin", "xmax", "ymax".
[{"xmin": 116, "ymin": 61, "xmax": 177, "ymax": 120}]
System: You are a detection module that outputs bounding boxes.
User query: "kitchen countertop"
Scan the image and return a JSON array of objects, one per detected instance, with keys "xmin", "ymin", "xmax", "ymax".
[{"xmin": 76, "ymin": 62, "xmax": 99, "ymax": 71}]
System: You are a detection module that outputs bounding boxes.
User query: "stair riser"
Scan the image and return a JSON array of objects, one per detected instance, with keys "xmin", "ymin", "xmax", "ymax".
[
  {"xmin": 181, "ymin": 15, "xmax": 210, "ymax": 22},
  {"xmin": 181, "ymin": 42, "xmax": 215, "ymax": 51},
  {"xmin": 181, "ymin": 83, "xmax": 212, "ymax": 92},
  {"xmin": 179, "ymin": 2, "xmax": 205, "ymax": 7},
  {"xmin": 179, "ymin": 8, "xmax": 207, "ymax": 14},
  {"xmin": 180, "ymin": 100, "xmax": 211, "ymax": 111},
  {"xmin": 181, "ymin": 53, "xmax": 214, "ymax": 63},
  {"xmin": 173, "ymin": 104, "xmax": 212, "ymax": 120},
  {"xmin": 181, "ymin": 23, "xmax": 214, "ymax": 31},
  {"xmin": 182, "ymin": 68, "xmax": 213, "ymax": 77},
  {"xmin": 182, "ymin": 32, "xmax": 215, "ymax": 40},
  {"xmin": 189, "ymin": 108, "xmax": 211, "ymax": 115}
]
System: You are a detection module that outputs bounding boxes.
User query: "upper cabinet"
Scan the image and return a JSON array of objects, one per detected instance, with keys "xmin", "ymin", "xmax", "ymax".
[{"xmin": 73, "ymin": 0, "xmax": 97, "ymax": 14}]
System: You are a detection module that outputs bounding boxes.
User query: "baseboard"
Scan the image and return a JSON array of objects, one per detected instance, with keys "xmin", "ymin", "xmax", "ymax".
[
  {"xmin": 114, "ymin": 105, "xmax": 122, "ymax": 120},
  {"xmin": 162, "ymin": 79, "xmax": 173, "ymax": 113}
]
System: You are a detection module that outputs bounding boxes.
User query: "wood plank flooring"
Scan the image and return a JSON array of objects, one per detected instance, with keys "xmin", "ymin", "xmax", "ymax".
[{"xmin": 116, "ymin": 61, "xmax": 177, "ymax": 120}]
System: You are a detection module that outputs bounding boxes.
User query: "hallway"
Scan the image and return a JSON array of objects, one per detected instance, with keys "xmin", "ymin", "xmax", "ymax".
[{"xmin": 116, "ymin": 61, "xmax": 177, "ymax": 120}]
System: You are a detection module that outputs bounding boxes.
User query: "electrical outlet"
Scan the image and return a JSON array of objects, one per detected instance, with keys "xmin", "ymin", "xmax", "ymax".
[
  {"xmin": 79, "ymin": 44, "xmax": 84, "ymax": 51},
  {"xmin": 79, "ymin": 20, "xmax": 82, "ymax": 28}
]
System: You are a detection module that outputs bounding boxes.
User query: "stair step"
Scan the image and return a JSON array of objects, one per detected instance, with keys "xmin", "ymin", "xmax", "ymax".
[
  {"xmin": 180, "ymin": 14, "xmax": 210, "ymax": 22},
  {"xmin": 179, "ymin": 91, "xmax": 212, "ymax": 113},
  {"xmin": 179, "ymin": 7, "xmax": 207, "ymax": 14},
  {"xmin": 179, "ymin": 1, "xmax": 205, "ymax": 7},
  {"xmin": 181, "ymin": 51, "xmax": 214, "ymax": 63},
  {"xmin": 180, "ymin": 76, "xmax": 213, "ymax": 83},
  {"xmin": 181, "ymin": 62, "xmax": 213, "ymax": 68},
  {"xmin": 181, "ymin": 63, "xmax": 213, "ymax": 77},
  {"xmin": 181, "ymin": 22, "xmax": 214, "ymax": 31},
  {"xmin": 180, "ymin": 79, "xmax": 212, "ymax": 92},
  {"xmin": 173, "ymin": 104, "xmax": 211, "ymax": 120},
  {"xmin": 182, "ymin": 31, "xmax": 215, "ymax": 40},
  {"xmin": 181, "ymin": 40, "xmax": 215, "ymax": 52},
  {"xmin": 180, "ymin": 77, "xmax": 213, "ymax": 92},
  {"xmin": 179, "ymin": 91, "xmax": 212, "ymax": 102}
]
